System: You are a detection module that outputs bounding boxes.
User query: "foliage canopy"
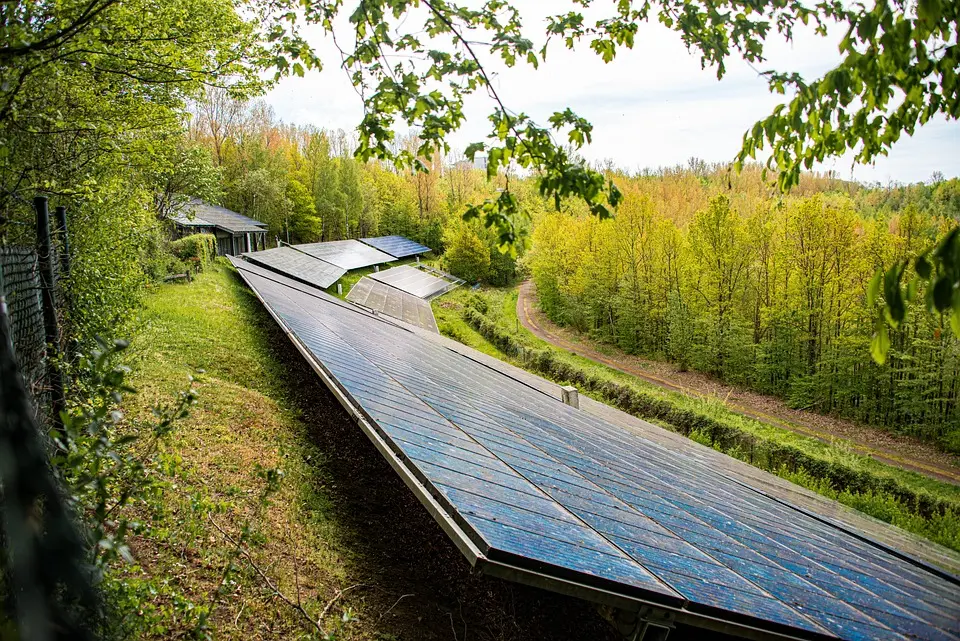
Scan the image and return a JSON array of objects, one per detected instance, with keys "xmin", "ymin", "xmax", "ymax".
[{"xmin": 256, "ymin": 0, "xmax": 960, "ymax": 246}]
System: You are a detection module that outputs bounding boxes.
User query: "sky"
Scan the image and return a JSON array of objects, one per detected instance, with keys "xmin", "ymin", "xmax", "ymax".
[{"xmin": 265, "ymin": 4, "xmax": 959, "ymax": 185}]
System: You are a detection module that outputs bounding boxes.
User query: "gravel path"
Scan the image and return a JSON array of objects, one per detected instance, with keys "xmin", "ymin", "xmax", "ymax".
[{"xmin": 517, "ymin": 280, "xmax": 960, "ymax": 485}]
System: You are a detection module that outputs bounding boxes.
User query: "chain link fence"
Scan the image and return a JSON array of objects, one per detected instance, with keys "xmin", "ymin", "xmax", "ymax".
[
  {"xmin": 1, "ymin": 198, "xmax": 95, "ymax": 641},
  {"xmin": 0, "ymin": 247, "xmax": 51, "ymax": 425},
  {"xmin": 0, "ymin": 198, "xmax": 69, "ymax": 431}
]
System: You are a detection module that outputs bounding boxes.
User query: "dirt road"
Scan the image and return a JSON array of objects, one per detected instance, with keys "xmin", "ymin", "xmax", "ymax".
[{"xmin": 517, "ymin": 280, "xmax": 960, "ymax": 485}]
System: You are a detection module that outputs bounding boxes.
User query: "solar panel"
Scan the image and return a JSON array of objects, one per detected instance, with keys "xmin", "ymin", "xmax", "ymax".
[
  {"xmin": 359, "ymin": 235, "xmax": 431, "ymax": 258},
  {"xmin": 232, "ymin": 262, "xmax": 960, "ymax": 641},
  {"xmin": 345, "ymin": 277, "xmax": 439, "ymax": 333},
  {"xmin": 240, "ymin": 247, "xmax": 346, "ymax": 289},
  {"xmin": 369, "ymin": 265, "xmax": 453, "ymax": 299},
  {"xmin": 294, "ymin": 240, "xmax": 395, "ymax": 270}
]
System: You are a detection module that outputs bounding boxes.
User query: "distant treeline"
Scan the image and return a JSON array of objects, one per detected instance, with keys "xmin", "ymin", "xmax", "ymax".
[
  {"xmin": 185, "ymin": 89, "xmax": 524, "ymax": 285},
  {"xmin": 528, "ymin": 168, "xmax": 960, "ymax": 451}
]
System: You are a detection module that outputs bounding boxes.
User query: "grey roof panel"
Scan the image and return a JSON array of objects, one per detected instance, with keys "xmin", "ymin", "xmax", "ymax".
[
  {"xmin": 294, "ymin": 240, "xmax": 395, "ymax": 270},
  {"xmin": 241, "ymin": 247, "xmax": 345, "ymax": 289},
  {"xmin": 173, "ymin": 199, "xmax": 267, "ymax": 233},
  {"xmin": 369, "ymin": 265, "xmax": 451, "ymax": 299}
]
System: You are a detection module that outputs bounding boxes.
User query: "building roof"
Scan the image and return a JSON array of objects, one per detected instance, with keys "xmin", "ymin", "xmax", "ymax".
[{"xmin": 172, "ymin": 199, "xmax": 268, "ymax": 234}]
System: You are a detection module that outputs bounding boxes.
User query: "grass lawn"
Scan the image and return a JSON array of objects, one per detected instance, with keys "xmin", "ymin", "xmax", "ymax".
[
  {"xmin": 115, "ymin": 261, "xmax": 618, "ymax": 640},
  {"xmin": 432, "ymin": 285, "xmax": 960, "ymax": 554}
]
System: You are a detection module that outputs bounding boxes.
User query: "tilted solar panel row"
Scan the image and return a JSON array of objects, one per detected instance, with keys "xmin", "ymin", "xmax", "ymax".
[
  {"xmin": 230, "ymin": 260, "xmax": 960, "ymax": 641},
  {"xmin": 345, "ymin": 276, "xmax": 439, "ymax": 333},
  {"xmin": 359, "ymin": 235, "xmax": 431, "ymax": 259},
  {"xmin": 294, "ymin": 239, "xmax": 396, "ymax": 270},
  {"xmin": 241, "ymin": 247, "xmax": 346, "ymax": 289},
  {"xmin": 369, "ymin": 265, "xmax": 451, "ymax": 299}
]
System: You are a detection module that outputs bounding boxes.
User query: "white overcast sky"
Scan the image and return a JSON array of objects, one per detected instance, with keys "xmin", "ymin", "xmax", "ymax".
[{"xmin": 265, "ymin": 3, "xmax": 959, "ymax": 185}]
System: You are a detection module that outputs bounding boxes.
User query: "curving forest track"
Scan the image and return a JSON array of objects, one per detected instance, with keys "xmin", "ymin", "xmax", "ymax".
[{"xmin": 517, "ymin": 280, "xmax": 960, "ymax": 485}]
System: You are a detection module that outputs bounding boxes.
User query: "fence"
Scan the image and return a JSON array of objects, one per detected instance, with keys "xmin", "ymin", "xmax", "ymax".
[
  {"xmin": 0, "ymin": 197, "xmax": 70, "ymax": 434},
  {"xmin": 0, "ymin": 197, "xmax": 95, "ymax": 641}
]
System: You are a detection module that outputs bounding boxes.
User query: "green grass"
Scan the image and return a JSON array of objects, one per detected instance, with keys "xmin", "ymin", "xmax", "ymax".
[
  {"xmin": 434, "ymin": 286, "xmax": 960, "ymax": 554},
  {"xmin": 121, "ymin": 262, "xmax": 357, "ymax": 639},
  {"xmin": 114, "ymin": 261, "xmax": 617, "ymax": 641},
  {"xmin": 433, "ymin": 298, "xmax": 509, "ymax": 359}
]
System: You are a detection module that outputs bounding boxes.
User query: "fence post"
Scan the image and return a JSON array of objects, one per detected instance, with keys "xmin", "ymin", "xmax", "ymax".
[
  {"xmin": 55, "ymin": 206, "xmax": 70, "ymax": 278},
  {"xmin": 54, "ymin": 206, "xmax": 73, "ymax": 360},
  {"xmin": 35, "ymin": 196, "xmax": 65, "ymax": 431}
]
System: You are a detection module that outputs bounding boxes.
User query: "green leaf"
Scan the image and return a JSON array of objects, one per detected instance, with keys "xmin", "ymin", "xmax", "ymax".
[
  {"xmin": 870, "ymin": 323, "xmax": 890, "ymax": 365},
  {"xmin": 915, "ymin": 254, "xmax": 931, "ymax": 279},
  {"xmin": 932, "ymin": 276, "xmax": 953, "ymax": 312},
  {"xmin": 905, "ymin": 277, "xmax": 918, "ymax": 303},
  {"xmin": 883, "ymin": 264, "xmax": 905, "ymax": 325},
  {"xmin": 866, "ymin": 269, "xmax": 881, "ymax": 307}
]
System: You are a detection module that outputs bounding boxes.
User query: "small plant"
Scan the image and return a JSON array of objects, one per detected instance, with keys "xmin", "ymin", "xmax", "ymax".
[{"xmin": 57, "ymin": 337, "xmax": 199, "ymax": 569}]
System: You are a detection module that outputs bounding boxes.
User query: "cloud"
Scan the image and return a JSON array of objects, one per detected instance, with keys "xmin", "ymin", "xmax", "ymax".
[{"xmin": 265, "ymin": 7, "xmax": 959, "ymax": 184}]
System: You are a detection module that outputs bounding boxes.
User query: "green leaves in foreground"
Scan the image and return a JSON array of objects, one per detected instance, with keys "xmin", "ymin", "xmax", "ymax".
[
  {"xmin": 870, "ymin": 227, "xmax": 960, "ymax": 364},
  {"xmin": 260, "ymin": 0, "xmax": 960, "ymax": 240}
]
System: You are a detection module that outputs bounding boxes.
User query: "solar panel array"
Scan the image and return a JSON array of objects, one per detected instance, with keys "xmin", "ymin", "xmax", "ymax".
[
  {"xmin": 369, "ymin": 265, "xmax": 454, "ymax": 299},
  {"xmin": 346, "ymin": 277, "xmax": 439, "ymax": 333},
  {"xmin": 359, "ymin": 235, "xmax": 431, "ymax": 258},
  {"xmin": 241, "ymin": 247, "xmax": 346, "ymax": 289},
  {"xmin": 232, "ymin": 260, "xmax": 960, "ymax": 641},
  {"xmin": 295, "ymin": 240, "xmax": 395, "ymax": 270}
]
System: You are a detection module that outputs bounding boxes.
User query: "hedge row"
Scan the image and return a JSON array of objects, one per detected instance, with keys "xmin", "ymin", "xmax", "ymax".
[
  {"xmin": 462, "ymin": 306, "xmax": 959, "ymax": 520},
  {"xmin": 170, "ymin": 233, "xmax": 217, "ymax": 270}
]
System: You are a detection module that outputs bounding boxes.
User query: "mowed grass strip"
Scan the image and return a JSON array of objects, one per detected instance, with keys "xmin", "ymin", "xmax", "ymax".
[
  {"xmin": 115, "ymin": 261, "xmax": 620, "ymax": 641},
  {"xmin": 119, "ymin": 263, "xmax": 353, "ymax": 639}
]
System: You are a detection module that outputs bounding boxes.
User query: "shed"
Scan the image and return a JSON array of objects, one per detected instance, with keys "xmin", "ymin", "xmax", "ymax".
[{"xmin": 171, "ymin": 199, "xmax": 268, "ymax": 256}]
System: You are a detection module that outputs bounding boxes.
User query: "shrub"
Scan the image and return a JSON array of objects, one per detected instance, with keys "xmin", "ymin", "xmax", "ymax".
[
  {"xmin": 170, "ymin": 233, "xmax": 217, "ymax": 271},
  {"xmin": 443, "ymin": 224, "xmax": 490, "ymax": 283}
]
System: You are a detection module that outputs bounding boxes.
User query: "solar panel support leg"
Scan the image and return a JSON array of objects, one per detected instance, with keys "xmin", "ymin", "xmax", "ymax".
[{"xmin": 614, "ymin": 606, "xmax": 674, "ymax": 641}]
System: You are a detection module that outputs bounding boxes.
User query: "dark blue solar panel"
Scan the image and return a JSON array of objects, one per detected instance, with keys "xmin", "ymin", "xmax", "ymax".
[
  {"xmin": 241, "ymin": 247, "xmax": 345, "ymax": 289},
  {"xmin": 359, "ymin": 235, "xmax": 431, "ymax": 258},
  {"xmin": 232, "ymin": 262, "xmax": 960, "ymax": 641},
  {"xmin": 294, "ymin": 240, "xmax": 395, "ymax": 270}
]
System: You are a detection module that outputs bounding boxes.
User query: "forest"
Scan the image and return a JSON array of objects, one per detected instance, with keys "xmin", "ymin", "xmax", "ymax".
[
  {"xmin": 528, "ymin": 172, "xmax": 960, "ymax": 451},
  {"xmin": 179, "ymin": 93, "xmax": 960, "ymax": 452}
]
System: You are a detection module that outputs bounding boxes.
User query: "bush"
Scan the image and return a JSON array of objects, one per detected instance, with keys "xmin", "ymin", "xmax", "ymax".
[
  {"xmin": 170, "ymin": 233, "xmax": 216, "ymax": 271},
  {"xmin": 443, "ymin": 224, "xmax": 490, "ymax": 283}
]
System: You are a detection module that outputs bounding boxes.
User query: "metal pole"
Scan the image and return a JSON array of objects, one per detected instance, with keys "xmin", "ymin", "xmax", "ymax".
[
  {"xmin": 35, "ymin": 197, "xmax": 64, "ymax": 431},
  {"xmin": 54, "ymin": 206, "xmax": 70, "ymax": 278},
  {"xmin": 54, "ymin": 206, "xmax": 74, "ymax": 360}
]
